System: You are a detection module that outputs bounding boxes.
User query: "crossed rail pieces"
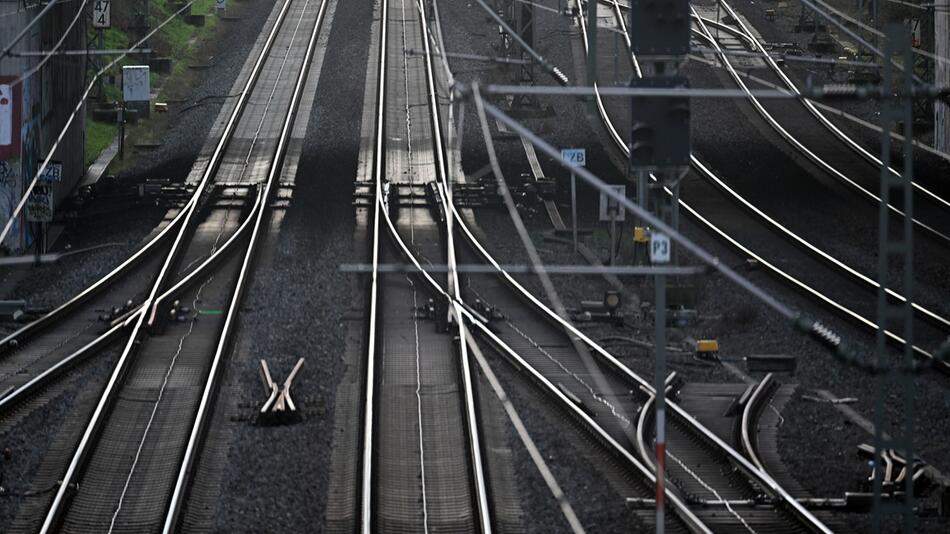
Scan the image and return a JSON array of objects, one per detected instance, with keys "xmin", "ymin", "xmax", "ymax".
[{"xmin": 259, "ymin": 358, "xmax": 305, "ymax": 418}]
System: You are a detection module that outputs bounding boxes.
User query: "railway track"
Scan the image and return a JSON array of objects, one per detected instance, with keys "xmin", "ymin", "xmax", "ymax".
[
  {"xmin": 703, "ymin": 0, "xmax": 950, "ymax": 224},
  {"xmin": 6, "ymin": 0, "xmax": 331, "ymax": 531},
  {"xmin": 354, "ymin": 3, "xmax": 837, "ymax": 531},
  {"xmin": 358, "ymin": 0, "xmax": 490, "ymax": 530},
  {"xmin": 582, "ymin": 2, "xmax": 950, "ymax": 371}
]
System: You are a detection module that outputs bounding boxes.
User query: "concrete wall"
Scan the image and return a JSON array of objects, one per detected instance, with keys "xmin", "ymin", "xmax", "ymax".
[
  {"xmin": 0, "ymin": 0, "xmax": 85, "ymax": 252},
  {"xmin": 937, "ymin": 0, "xmax": 950, "ymax": 153}
]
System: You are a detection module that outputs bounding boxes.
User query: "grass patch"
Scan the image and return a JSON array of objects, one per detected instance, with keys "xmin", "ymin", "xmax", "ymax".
[
  {"xmin": 83, "ymin": 0, "xmax": 227, "ymax": 169},
  {"xmin": 85, "ymin": 120, "xmax": 118, "ymax": 166}
]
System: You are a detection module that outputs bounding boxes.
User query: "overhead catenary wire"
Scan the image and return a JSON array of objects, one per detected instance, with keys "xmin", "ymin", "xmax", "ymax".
[
  {"xmin": 458, "ymin": 85, "xmax": 947, "ymax": 375},
  {"xmin": 0, "ymin": 0, "xmax": 78, "ymax": 20},
  {"xmin": 0, "ymin": 0, "xmax": 199, "ymax": 250},
  {"xmin": 795, "ymin": 0, "xmax": 924, "ymax": 81},
  {"xmin": 0, "ymin": 0, "xmax": 61, "ymax": 61},
  {"xmin": 688, "ymin": 48, "xmax": 950, "ymax": 162},
  {"xmin": 8, "ymin": 0, "xmax": 91, "ymax": 89},
  {"xmin": 804, "ymin": 0, "xmax": 950, "ymax": 67},
  {"xmin": 469, "ymin": 0, "xmax": 570, "ymax": 85}
]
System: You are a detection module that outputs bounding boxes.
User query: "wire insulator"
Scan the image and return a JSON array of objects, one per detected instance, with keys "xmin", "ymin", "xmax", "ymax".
[{"xmin": 809, "ymin": 321, "xmax": 842, "ymax": 350}]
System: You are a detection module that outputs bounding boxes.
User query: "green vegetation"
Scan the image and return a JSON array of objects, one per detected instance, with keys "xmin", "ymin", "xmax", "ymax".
[
  {"xmin": 85, "ymin": 120, "xmax": 118, "ymax": 166},
  {"xmin": 83, "ymin": 0, "xmax": 225, "ymax": 168}
]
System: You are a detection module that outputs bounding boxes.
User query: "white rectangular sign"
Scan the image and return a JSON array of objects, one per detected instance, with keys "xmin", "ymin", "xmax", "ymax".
[
  {"xmin": 560, "ymin": 148, "xmax": 586, "ymax": 168},
  {"xmin": 38, "ymin": 162, "xmax": 63, "ymax": 183},
  {"xmin": 216, "ymin": 0, "xmax": 226, "ymax": 10},
  {"xmin": 650, "ymin": 232, "xmax": 671, "ymax": 264},
  {"xmin": 122, "ymin": 66, "xmax": 150, "ymax": 102},
  {"xmin": 0, "ymin": 84, "xmax": 11, "ymax": 146},
  {"xmin": 26, "ymin": 185, "xmax": 53, "ymax": 222},
  {"xmin": 598, "ymin": 185, "xmax": 626, "ymax": 222},
  {"xmin": 92, "ymin": 0, "xmax": 111, "ymax": 28}
]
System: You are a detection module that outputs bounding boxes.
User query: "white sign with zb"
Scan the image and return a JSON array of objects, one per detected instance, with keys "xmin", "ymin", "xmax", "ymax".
[
  {"xmin": 92, "ymin": 1, "xmax": 111, "ymax": 28},
  {"xmin": 650, "ymin": 232, "xmax": 671, "ymax": 264},
  {"xmin": 216, "ymin": 0, "xmax": 227, "ymax": 10},
  {"xmin": 560, "ymin": 148, "xmax": 586, "ymax": 168}
]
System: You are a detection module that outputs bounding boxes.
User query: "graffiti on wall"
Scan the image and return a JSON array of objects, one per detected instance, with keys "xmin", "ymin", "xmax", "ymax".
[{"xmin": 0, "ymin": 75, "xmax": 22, "ymax": 252}]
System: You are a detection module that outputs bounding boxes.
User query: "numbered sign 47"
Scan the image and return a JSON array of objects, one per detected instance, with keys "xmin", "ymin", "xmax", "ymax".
[
  {"xmin": 650, "ymin": 232, "xmax": 671, "ymax": 264},
  {"xmin": 93, "ymin": 1, "xmax": 111, "ymax": 28}
]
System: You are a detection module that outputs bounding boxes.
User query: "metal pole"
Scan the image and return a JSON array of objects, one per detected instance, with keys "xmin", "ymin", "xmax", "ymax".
[
  {"xmin": 609, "ymin": 214, "xmax": 616, "ymax": 265},
  {"xmin": 872, "ymin": 24, "xmax": 915, "ymax": 534},
  {"xmin": 97, "ymin": 30, "xmax": 104, "ymax": 100},
  {"xmin": 637, "ymin": 170, "xmax": 648, "ymax": 225},
  {"xmin": 118, "ymin": 105, "xmax": 125, "ymax": 159},
  {"xmin": 936, "ymin": 0, "xmax": 950, "ymax": 152},
  {"xmin": 33, "ymin": 222, "xmax": 41, "ymax": 266},
  {"xmin": 571, "ymin": 172, "xmax": 578, "ymax": 253},
  {"xmin": 654, "ymin": 272, "xmax": 667, "ymax": 534},
  {"xmin": 587, "ymin": 0, "xmax": 597, "ymax": 112},
  {"xmin": 614, "ymin": 29, "xmax": 619, "ymax": 85}
]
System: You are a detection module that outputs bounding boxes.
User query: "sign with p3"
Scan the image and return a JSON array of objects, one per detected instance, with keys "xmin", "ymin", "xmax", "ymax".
[
  {"xmin": 93, "ymin": 1, "xmax": 111, "ymax": 28},
  {"xmin": 650, "ymin": 232, "xmax": 671, "ymax": 264},
  {"xmin": 216, "ymin": 0, "xmax": 227, "ymax": 10},
  {"xmin": 560, "ymin": 148, "xmax": 586, "ymax": 168}
]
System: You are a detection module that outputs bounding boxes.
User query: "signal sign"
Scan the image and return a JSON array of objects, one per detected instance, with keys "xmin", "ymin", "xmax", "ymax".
[
  {"xmin": 560, "ymin": 148, "xmax": 586, "ymax": 167},
  {"xmin": 650, "ymin": 232, "xmax": 671, "ymax": 264},
  {"xmin": 93, "ymin": 1, "xmax": 111, "ymax": 28}
]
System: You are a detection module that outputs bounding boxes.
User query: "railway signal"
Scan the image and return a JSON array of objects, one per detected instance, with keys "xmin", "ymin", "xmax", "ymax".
[{"xmin": 628, "ymin": 1, "xmax": 691, "ymax": 531}]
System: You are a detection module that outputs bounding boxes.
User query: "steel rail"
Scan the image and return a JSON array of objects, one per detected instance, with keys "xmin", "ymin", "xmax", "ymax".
[
  {"xmin": 416, "ymin": 0, "xmax": 492, "ymax": 527},
  {"xmin": 584, "ymin": 4, "xmax": 942, "ymax": 367},
  {"xmin": 446, "ymin": 170, "xmax": 832, "ymax": 533},
  {"xmin": 0, "ymin": 316, "xmax": 135, "ymax": 415},
  {"xmin": 689, "ymin": 156, "xmax": 950, "ymax": 333},
  {"xmin": 154, "ymin": 190, "xmax": 264, "ymax": 312},
  {"xmin": 690, "ymin": 11, "xmax": 950, "ymax": 246},
  {"xmin": 359, "ymin": 0, "xmax": 388, "ymax": 526},
  {"xmin": 38, "ymin": 1, "xmax": 299, "ymax": 530},
  {"xmin": 685, "ymin": 15, "xmax": 950, "ymax": 332},
  {"xmin": 635, "ymin": 379, "xmax": 675, "ymax": 472},
  {"xmin": 741, "ymin": 373, "xmax": 776, "ymax": 474},
  {"xmin": 161, "ymin": 0, "xmax": 330, "ymax": 527},
  {"xmin": 464, "ymin": 34, "xmax": 831, "ymax": 529},
  {"xmin": 373, "ymin": 186, "xmax": 710, "ymax": 531},
  {"xmin": 603, "ymin": 0, "xmax": 950, "ymax": 223},
  {"xmin": 359, "ymin": 0, "xmax": 492, "ymax": 528},
  {"xmin": 0, "ymin": 188, "xmax": 263, "ymax": 427},
  {"xmin": 704, "ymin": 3, "xmax": 950, "ymax": 221},
  {"xmin": 689, "ymin": 12, "xmax": 943, "ymax": 363},
  {"xmin": 0, "ymin": 214, "xmax": 181, "ymax": 355}
]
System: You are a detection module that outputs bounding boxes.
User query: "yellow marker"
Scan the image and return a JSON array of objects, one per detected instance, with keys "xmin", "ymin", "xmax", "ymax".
[
  {"xmin": 633, "ymin": 226, "xmax": 649, "ymax": 243},
  {"xmin": 696, "ymin": 339, "xmax": 720, "ymax": 353}
]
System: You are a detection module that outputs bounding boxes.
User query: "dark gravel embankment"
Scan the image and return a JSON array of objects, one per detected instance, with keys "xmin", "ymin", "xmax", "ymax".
[{"xmin": 187, "ymin": 0, "xmax": 369, "ymax": 530}]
